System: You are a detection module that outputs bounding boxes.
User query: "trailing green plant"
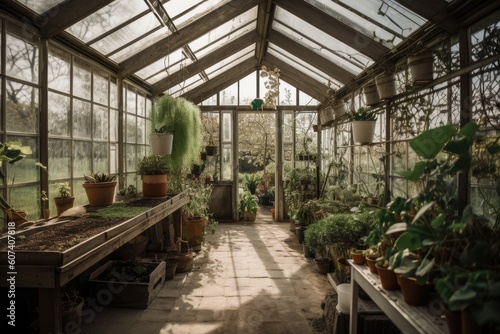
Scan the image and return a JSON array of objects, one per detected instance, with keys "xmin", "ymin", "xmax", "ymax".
[
  {"xmin": 83, "ymin": 172, "xmax": 117, "ymax": 183},
  {"xmin": 150, "ymin": 95, "xmax": 202, "ymax": 170},
  {"xmin": 348, "ymin": 107, "xmax": 378, "ymax": 121},
  {"xmin": 137, "ymin": 155, "xmax": 169, "ymax": 175}
]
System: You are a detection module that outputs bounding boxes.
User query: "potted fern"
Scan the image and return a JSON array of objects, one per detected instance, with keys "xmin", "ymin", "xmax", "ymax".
[
  {"xmin": 349, "ymin": 107, "xmax": 378, "ymax": 145},
  {"xmin": 82, "ymin": 172, "xmax": 117, "ymax": 206}
]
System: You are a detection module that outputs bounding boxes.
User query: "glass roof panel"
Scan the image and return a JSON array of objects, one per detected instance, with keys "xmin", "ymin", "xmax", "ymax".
[
  {"xmin": 109, "ymin": 26, "xmax": 169, "ymax": 63},
  {"xmin": 205, "ymin": 46, "xmax": 254, "ymax": 76},
  {"xmin": 135, "ymin": 49, "xmax": 188, "ymax": 84},
  {"xmin": 15, "ymin": 0, "xmax": 65, "ymax": 15},
  {"xmin": 165, "ymin": 0, "xmax": 232, "ymax": 29},
  {"xmin": 193, "ymin": 21, "xmax": 257, "ymax": 59},
  {"xmin": 65, "ymin": 0, "xmax": 149, "ymax": 43},
  {"xmin": 188, "ymin": 7, "xmax": 258, "ymax": 53},
  {"xmin": 90, "ymin": 13, "xmax": 161, "ymax": 56},
  {"xmin": 268, "ymin": 43, "xmax": 342, "ymax": 89},
  {"xmin": 274, "ymin": 8, "xmax": 373, "ymax": 72},
  {"xmin": 306, "ymin": 0, "xmax": 426, "ymax": 47}
]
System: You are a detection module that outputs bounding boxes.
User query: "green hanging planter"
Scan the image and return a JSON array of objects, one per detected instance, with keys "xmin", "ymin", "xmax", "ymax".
[{"xmin": 250, "ymin": 98, "xmax": 263, "ymax": 110}]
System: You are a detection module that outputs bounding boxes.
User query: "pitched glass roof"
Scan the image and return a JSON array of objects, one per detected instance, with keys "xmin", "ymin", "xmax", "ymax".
[{"xmin": 11, "ymin": 0, "xmax": 431, "ymax": 101}]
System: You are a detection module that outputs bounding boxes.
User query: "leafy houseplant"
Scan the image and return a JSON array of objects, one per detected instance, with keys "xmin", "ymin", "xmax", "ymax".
[
  {"xmin": 116, "ymin": 184, "xmax": 137, "ymax": 202},
  {"xmin": 238, "ymin": 189, "xmax": 257, "ymax": 222},
  {"xmin": 241, "ymin": 173, "xmax": 259, "ymax": 195},
  {"xmin": 0, "ymin": 142, "xmax": 32, "ymax": 226},
  {"xmin": 304, "ymin": 221, "xmax": 331, "ymax": 274},
  {"xmin": 349, "ymin": 107, "xmax": 378, "ymax": 145},
  {"xmin": 137, "ymin": 155, "xmax": 169, "ymax": 197},
  {"xmin": 82, "ymin": 172, "xmax": 117, "ymax": 207}
]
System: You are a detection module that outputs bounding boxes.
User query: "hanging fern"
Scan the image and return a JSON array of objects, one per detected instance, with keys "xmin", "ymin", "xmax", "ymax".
[{"xmin": 150, "ymin": 95, "xmax": 201, "ymax": 170}]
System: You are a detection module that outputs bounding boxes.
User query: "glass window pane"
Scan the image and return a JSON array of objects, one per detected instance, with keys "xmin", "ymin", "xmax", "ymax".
[
  {"xmin": 110, "ymin": 109, "xmax": 118, "ymax": 142},
  {"xmin": 15, "ymin": 0, "xmax": 66, "ymax": 15},
  {"xmin": 110, "ymin": 27, "xmax": 169, "ymax": 63},
  {"xmin": 137, "ymin": 94, "xmax": 145, "ymax": 117},
  {"xmin": 126, "ymin": 114, "xmax": 137, "ymax": 143},
  {"xmin": 222, "ymin": 112, "xmax": 232, "ymax": 142},
  {"xmin": 48, "ymin": 46, "xmax": 71, "ymax": 93},
  {"xmin": 220, "ymin": 83, "xmax": 238, "ymax": 105},
  {"xmin": 93, "ymin": 142, "xmax": 109, "ymax": 173},
  {"xmin": 110, "ymin": 78, "xmax": 118, "ymax": 109},
  {"xmin": 137, "ymin": 117, "xmax": 146, "ymax": 145},
  {"xmin": 127, "ymin": 89, "xmax": 136, "ymax": 114},
  {"xmin": 239, "ymin": 73, "xmax": 256, "ymax": 106},
  {"xmin": 201, "ymin": 94, "xmax": 217, "ymax": 106},
  {"xmin": 48, "ymin": 92, "xmax": 70, "ymax": 136},
  {"xmin": 166, "ymin": 0, "xmax": 232, "ymax": 29},
  {"xmin": 125, "ymin": 144, "xmax": 137, "ymax": 173},
  {"xmin": 73, "ymin": 99, "xmax": 92, "ymax": 139},
  {"xmin": 49, "ymin": 139, "xmax": 71, "ymax": 179},
  {"xmin": 9, "ymin": 185, "xmax": 39, "ymax": 221},
  {"xmin": 93, "ymin": 70, "xmax": 109, "ymax": 105},
  {"xmin": 279, "ymin": 80, "xmax": 297, "ymax": 105},
  {"xmin": 6, "ymin": 24, "xmax": 39, "ymax": 83},
  {"xmin": 6, "ymin": 81, "xmax": 38, "ymax": 134},
  {"xmin": 93, "ymin": 105, "xmax": 109, "ymax": 141},
  {"xmin": 6, "ymin": 136, "xmax": 38, "ymax": 183},
  {"xmin": 110, "ymin": 143, "xmax": 118, "ymax": 174},
  {"xmin": 221, "ymin": 144, "xmax": 232, "ymax": 181},
  {"xmin": 73, "ymin": 59, "xmax": 91, "ymax": 100},
  {"xmin": 73, "ymin": 141, "xmax": 92, "ymax": 176}
]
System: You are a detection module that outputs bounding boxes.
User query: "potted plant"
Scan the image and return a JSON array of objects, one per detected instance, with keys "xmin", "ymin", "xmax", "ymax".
[
  {"xmin": 349, "ymin": 107, "xmax": 378, "ymax": 145},
  {"xmin": 137, "ymin": 155, "xmax": 169, "ymax": 197},
  {"xmin": 41, "ymin": 191, "xmax": 50, "ymax": 219},
  {"xmin": 150, "ymin": 96, "xmax": 202, "ymax": 171},
  {"xmin": 241, "ymin": 173, "xmax": 259, "ymax": 195},
  {"xmin": 238, "ymin": 189, "xmax": 257, "ymax": 222},
  {"xmin": 182, "ymin": 174, "xmax": 216, "ymax": 250},
  {"xmin": 149, "ymin": 95, "xmax": 175, "ymax": 155},
  {"xmin": 54, "ymin": 182, "xmax": 75, "ymax": 216},
  {"xmin": 375, "ymin": 71, "xmax": 397, "ymax": 99},
  {"xmin": 0, "ymin": 141, "xmax": 32, "ymax": 226},
  {"xmin": 363, "ymin": 82, "xmax": 380, "ymax": 106},
  {"xmin": 408, "ymin": 50, "xmax": 433, "ymax": 84},
  {"xmin": 257, "ymin": 171, "xmax": 274, "ymax": 205},
  {"xmin": 304, "ymin": 221, "xmax": 331, "ymax": 274},
  {"xmin": 82, "ymin": 172, "xmax": 117, "ymax": 207},
  {"xmin": 116, "ymin": 184, "xmax": 137, "ymax": 202}
]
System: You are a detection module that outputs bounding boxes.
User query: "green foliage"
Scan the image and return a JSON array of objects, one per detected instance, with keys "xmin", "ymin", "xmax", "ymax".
[
  {"xmin": 150, "ymin": 95, "xmax": 202, "ymax": 170},
  {"xmin": 238, "ymin": 189, "xmax": 258, "ymax": 216},
  {"xmin": 95, "ymin": 202, "xmax": 150, "ymax": 218},
  {"xmin": 83, "ymin": 172, "xmax": 117, "ymax": 183},
  {"xmin": 241, "ymin": 173, "xmax": 260, "ymax": 194},
  {"xmin": 183, "ymin": 175, "xmax": 213, "ymax": 220},
  {"xmin": 56, "ymin": 182, "xmax": 72, "ymax": 198},
  {"xmin": 348, "ymin": 107, "xmax": 378, "ymax": 121},
  {"xmin": 323, "ymin": 212, "xmax": 371, "ymax": 259},
  {"xmin": 304, "ymin": 221, "xmax": 328, "ymax": 257},
  {"xmin": 0, "ymin": 142, "xmax": 32, "ymax": 211},
  {"xmin": 117, "ymin": 184, "xmax": 136, "ymax": 196},
  {"xmin": 137, "ymin": 155, "xmax": 168, "ymax": 175}
]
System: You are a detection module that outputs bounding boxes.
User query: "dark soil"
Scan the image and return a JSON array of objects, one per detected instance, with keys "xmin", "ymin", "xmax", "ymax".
[
  {"xmin": 4, "ymin": 216, "xmax": 125, "ymax": 251},
  {"xmin": 96, "ymin": 261, "xmax": 158, "ymax": 283}
]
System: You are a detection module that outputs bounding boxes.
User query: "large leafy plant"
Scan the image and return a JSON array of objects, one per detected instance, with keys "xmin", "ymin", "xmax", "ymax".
[{"xmin": 0, "ymin": 142, "xmax": 32, "ymax": 213}]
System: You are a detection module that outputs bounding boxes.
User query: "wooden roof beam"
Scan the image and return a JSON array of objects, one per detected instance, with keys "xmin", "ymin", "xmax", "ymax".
[
  {"xmin": 120, "ymin": 0, "xmax": 263, "ymax": 78},
  {"xmin": 396, "ymin": 0, "xmax": 460, "ymax": 34},
  {"xmin": 40, "ymin": 0, "xmax": 115, "ymax": 38},
  {"xmin": 152, "ymin": 31, "xmax": 259, "ymax": 95},
  {"xmin": 182, "ymin": 57, "xmax": 258, "ymax": 104},
  {"xmin": 268, "ymin": 31, "xmax": 356, "ymax": 84},
  {"xmin": 256, "ymin": 0, "xmax": 275, "ymax": 64},
  {"xmin": 274, "ymin": 0, "xmax": 389, "ymax": 61}
]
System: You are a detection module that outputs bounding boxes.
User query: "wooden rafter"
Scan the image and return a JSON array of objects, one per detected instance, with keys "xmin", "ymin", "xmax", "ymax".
[
  {"xmin": 274, "ymin": 0, "xmax": 389, "ymax": 61},
  {"xmin": 268, "ymin": 31, "xmax": 356, "ymax": 84},
  {"xmin": 396, "ymin": 0, "xmax": 459, "ymax": 34},
  {"xmin": 256, "ymin": 0, "xmax": 275, "ymax": 64},
  {"xmin": 152, "ymin": 31, "xmax": 260, "ymax": 95},
  {"xmin": 120, "ymin": 0, "xmax": 263, "ymax": 78}
]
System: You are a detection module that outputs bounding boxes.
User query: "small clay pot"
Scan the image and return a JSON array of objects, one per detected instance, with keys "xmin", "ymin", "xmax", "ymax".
[
  {"xmin": 376, "ymin": 265, "xmax": 400, "ymax": 290},
  {"xmin": 351, "ymin": 251, "xmax": 366, "ymax": 265},
  {"xmin": 365, "ymin": 258, "xmax": 378, "ymax": 275}
]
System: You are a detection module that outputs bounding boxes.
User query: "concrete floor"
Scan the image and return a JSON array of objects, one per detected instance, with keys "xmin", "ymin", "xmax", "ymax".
[{"xmin": 81, "ymin": 207, "xmax": 333, "ymax": 334}]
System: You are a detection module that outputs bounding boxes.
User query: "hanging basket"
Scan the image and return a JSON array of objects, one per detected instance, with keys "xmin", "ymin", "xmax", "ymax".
[
  {"xmin": 150, "ymin": 133, "xmax": 173, "ymax": 155},
  {"xmin": 333, "ymin": 102, "xmax": 346, "ymax": 118},
  {"xmin": 408, "ymin": 51, "xmax": 433, "ymax": 84},
  {"xmin": 352, "ymin": 120, "xmax": 376, "ymax": 145},
  {"xmin": 376, "ymin": 73, "xmax": 397, "ymax": 100},
  {"xmin": 364, "ymin": 83, "xmax": 380, "ymax": 106}
]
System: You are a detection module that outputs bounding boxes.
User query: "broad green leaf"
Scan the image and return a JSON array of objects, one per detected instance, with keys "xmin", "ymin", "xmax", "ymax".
[
  {"xmin": 450, "ymin": 286, "xmax": 476, "ymax": 303},
  {"xmin": 459, "ymin": 121, "xmax": 478, "ymax": 143},
  {"xmin": 396, "ymin": 161, "xmax": 426, "ymax": 181},
  {"xmin": 416, "ymin": 257, "xmax": 434, "ymax": 277},
  {"xmin": 412, "ymin": 201, "xmax": 435, "ymax": 224},
  {"xmin": 409, "ymin": 124, "xmax": 456, "ymax": 159},
  {"xmin": 443, "ymin": 136, "xmax": 471, "ymax": 157},
  {"xmin": 385, "ymin": 222, "xmax": 407, "ymax": 235},
  {"xmin": 395, "ymin": 231, "xmax": 424, "ymax": 251},
  {"xmin": 430, "ymin": 214, "xmax": 446, "ymax": 229}
]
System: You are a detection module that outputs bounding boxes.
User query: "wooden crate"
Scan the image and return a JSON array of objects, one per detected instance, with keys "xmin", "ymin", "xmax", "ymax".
[{"xmin": 89, "ymin": 261, "xmax": 165, "ymax": 309}]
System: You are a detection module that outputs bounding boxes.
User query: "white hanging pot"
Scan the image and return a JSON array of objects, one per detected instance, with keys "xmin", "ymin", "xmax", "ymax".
[
  {"xmin": 376, "ymin": 73, "xmax": 397, "ymax": 100},
  {"xmin": 352, "ymin": 120, "xmax": 376, "ymax": 145},
  {"xmin": 320, "ymin": 106, "xmax": 334, "ymax": 126},
  {"xmin": 408, "ymin": 51, "xmax": 433, "ymax": 84},
  {"xmin": 150, "ymin": 133, "xmax": 173, "ymax": 155},
  {"xmin": 364, "ymin": 84, "xmax": 380, "ymax": 106},
  {"xmin": 333, "ymin": 102, "xmax": 346, "ymax": 118}
]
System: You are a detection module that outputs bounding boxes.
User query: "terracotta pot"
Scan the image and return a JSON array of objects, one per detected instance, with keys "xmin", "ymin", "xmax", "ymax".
[
  {"xmin": 365, "ymin": 258, "xmax": 378, "ymax": 275},
  {"xmin": 352, "ymin": 120, "xmax": 376, "ymax": 144},
  {"xmin": 442, "ymin": 304, "xmax": 462, "ymax": 334},
  {"xmin": 337, "ymin": 258, "xmax": 351, "ymax": 274},
  {"xmin": 397, "ymin": 275, "xmax": 432, "ymax": 306},
  {"xmin": 150, "ymin": 133, "xmax": 173, "ymax": 155},
  {"xmin": 142, "ymin": 174, "xmax": 168, "ymax": 197},
  {"xmin": 6, "ymin": 209, "xmax": 27, "ymax": 227},
  {"xmin": 351, "ymin": 251, "xmax": 366, "ymax": 265},
  {"xmin": 54, "ymin": 196, "xmax": 75, "ymax": 216},
  {"xmin": 82, "ymin": 181, "xmax": 116, "ymax": 207},
  {"xmin": 270, "ymin": 208, "xmax": 276, "ymax": 221},
  {"xmin": 43, "ymin": 208, "xmax": 51, "ymax": 219},
  {"xmin": 182, "ymin": 217, "xmax": 206, "ymax": 249},
  {"xmin": 314, "ymin": 257, "xmax": 331, "ymax": 274},
  {"xmin": 376, "ymin": 265, "xmax": 400, "ymax": 290}
]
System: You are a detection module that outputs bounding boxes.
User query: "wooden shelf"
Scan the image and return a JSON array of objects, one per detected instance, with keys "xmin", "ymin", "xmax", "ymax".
[{"xmin": 349, "ymin": 261, "xmax": 448, "ymax": 334}]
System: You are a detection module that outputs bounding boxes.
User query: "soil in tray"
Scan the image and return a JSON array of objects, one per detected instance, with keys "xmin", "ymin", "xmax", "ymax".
[
  {"xmin": 96, "ymin": 261, "xmax": 158, "ymax": 283},
  {"xmin": 2, "ymin": 216, "xmax": 126, "ymax": 251}
]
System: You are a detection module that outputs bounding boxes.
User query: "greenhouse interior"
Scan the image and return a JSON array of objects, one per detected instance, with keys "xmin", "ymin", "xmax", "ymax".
[{"xmin": 0, "ymin": 0, "xmax": 499, "ymax": 333}]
